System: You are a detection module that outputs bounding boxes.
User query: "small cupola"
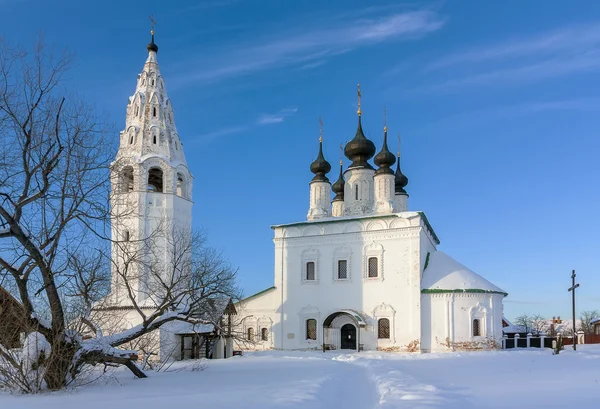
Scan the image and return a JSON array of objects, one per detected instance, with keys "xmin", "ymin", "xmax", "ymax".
[
  {"xmin": 395, "ymin": 150, "xmax": 409, "ymax": 195},
  {"xmin": 147, "ymin": 29, "xmax": 158, "ymax": 53},
  {"xmin": 331, "ymin": 161, "xmax": 345, "ymax": 201},
  {"xmin": 374, "ymin": 112, "xmax": 396, "ymax": 175},
  {"xmin": 344, "ymin": 84, "xmax": 376, "ymax": 170},
  {"xmin": 310, "ymin": 120, "xmax": 331, "ymax": 182}
]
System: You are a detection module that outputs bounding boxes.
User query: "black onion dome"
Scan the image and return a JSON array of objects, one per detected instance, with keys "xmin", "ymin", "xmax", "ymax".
[
  {"xmin": 344, "ymin": 116, "xmax": 376, "ymax": 170},
  {"xmin": 310, "ymin": 140, "xmax": 331, "ymax": 182},
  {"xmin": 374, "ymin": 127, "xmax": 396, "ymax": 175},
  {"xmin": 147, "ymin": 32, "xmax": 158, "ymax": 53},
  {"xmin": 395, "ymin": 155, "xmax": 409, "ymax": 194},
  {"xmin": 331, "ymin": 162, "xmax": 345, "ymax": 201}
]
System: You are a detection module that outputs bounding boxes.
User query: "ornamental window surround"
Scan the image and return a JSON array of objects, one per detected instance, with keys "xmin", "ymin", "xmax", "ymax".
[
  {"xmin": 261, "ymin": 328, "xmax": 268, "ymax": 341},
  {"xmin": 247, "ymin": 327, "xmax": 254, "ymax": 341},
  {"xmin": 301, "ymin": 248, "xmax": 319, "ymax": 283},
  {"xmin": 363, "ymin": 242, "xmax": 384, "ymax": 281},
  {"xmin": 469, "ymin": 305, "xmax": 486, "ymax": 338},
  {"xmin": 333, "ymin": 246, "xmax": 352, "ymax": 282}
]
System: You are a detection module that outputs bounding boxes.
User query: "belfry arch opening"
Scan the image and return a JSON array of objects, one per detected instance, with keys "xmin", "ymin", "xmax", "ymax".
[
  {"xmin": 121, "ymin": 166, "xmax": 134, "ymax": 193},
  {"xmin": 176, "ymin": 173, "xmax": 185, "ymax": 197},
  {"xmin": 147, "ymin": 167, "xmax": 164, "ymax": 193}
]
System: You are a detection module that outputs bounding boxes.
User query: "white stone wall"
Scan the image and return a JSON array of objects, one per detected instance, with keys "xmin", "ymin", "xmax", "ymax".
[
  {"xmin": 241, "ymin": 212, "xmax": 438, "ymax": 352},
  {"xmin": 307, "ymin": 181, "xmax": 331, "ymax": 220},
  {"xmin": 421, "ymin": 293, "xmax": 504, "ymax": 352},
  {"xmin": 343, "ymin": 168, "xmax": 375, "ymax": 216},
  {"xmin": 374, "ymin": 174, "xmax": 395, "ymax": 214}
]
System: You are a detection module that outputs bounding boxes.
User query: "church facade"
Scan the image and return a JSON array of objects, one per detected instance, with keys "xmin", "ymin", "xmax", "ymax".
[{"xmin": 237, "ymin": 92, "xmax": 507, "ymax": 352}]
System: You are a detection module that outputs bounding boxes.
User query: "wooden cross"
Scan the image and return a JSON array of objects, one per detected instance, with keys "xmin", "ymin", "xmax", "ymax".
[{"xmin": 568, "ymin": 270, "xmax": 580, "ymax": 350}]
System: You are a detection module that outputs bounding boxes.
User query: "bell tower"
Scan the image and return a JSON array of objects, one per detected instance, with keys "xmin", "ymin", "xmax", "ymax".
[{"xmin": 109, "ymin": 29, "xmax": 193, "ymax": 305}]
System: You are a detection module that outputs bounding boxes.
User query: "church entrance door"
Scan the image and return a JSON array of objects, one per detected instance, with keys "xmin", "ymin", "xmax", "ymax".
[{"xmin": 340, "ymin": 323, "xmax": 356, "ymax": 350}]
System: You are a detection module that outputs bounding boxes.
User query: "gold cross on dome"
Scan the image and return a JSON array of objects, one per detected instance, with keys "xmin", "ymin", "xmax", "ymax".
[
  {"xmin": 357, "ymin": 84, "xmax": 362, "ymax": 116},
  {"xmin": 319, "ymin": 116, "xmax": 323, "ymax": 143},
  {"xmin": 149, "ymin": 15, "xmax": 156, "ymax": 35}
]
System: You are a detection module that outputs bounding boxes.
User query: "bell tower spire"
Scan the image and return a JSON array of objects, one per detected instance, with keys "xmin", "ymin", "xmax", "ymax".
[{"xmin": 109, "ymin": 29, "xmax": 193, "ymax": 305}]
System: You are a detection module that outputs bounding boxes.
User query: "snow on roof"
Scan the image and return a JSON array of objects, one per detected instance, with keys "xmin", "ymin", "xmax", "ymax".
[
  {"xmin": 421, "ymin": 251, "xmax": 507, "ymax": 296},
  {"xmin": 591, "ymin": 318, "xmax": 600, "ymax": 325}
]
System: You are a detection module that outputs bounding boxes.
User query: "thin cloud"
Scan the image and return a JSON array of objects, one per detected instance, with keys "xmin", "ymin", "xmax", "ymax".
[
  {"xmin": 196, "ymin": 107, "xmax": 298, "ymax": 141},
  {"xmin": 257, "ymin": 107, "xmax": 298, "ymax": 125},
  {"xmin": 416, "ymin": 97, "xmax": 600, "ymax": 132},
  {"xmin": 173, "ymin": 9, "xmax": 444, "ymax": 86},
  {"xmin": 428, "ymin": 23, "xmax": 600, "ymax": 70},
  {"xmin": 430, "ymin": 52, "xmax": 600, "ymax": 91},
  {"xmin": 418, "ymin": 22, "xmax": 600, "ymax": 92}
]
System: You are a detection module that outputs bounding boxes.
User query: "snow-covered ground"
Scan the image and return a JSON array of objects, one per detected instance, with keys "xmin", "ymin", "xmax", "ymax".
[{"xmin": 2, "ymin": 345, "xmax": 600, "ymax": 408}]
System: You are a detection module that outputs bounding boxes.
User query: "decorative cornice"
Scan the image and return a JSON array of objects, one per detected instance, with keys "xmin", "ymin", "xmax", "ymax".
[{"xmin": 421, "ymin": 289, "xmax": 508, "ymax": 297}]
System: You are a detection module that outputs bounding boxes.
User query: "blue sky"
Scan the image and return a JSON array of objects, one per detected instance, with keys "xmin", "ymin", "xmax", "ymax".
[{"xmin": 2, "ymin": 0, "xmax": 600, "ymax": 321}]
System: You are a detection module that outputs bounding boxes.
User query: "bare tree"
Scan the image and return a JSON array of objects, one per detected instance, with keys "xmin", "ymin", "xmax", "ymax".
[
  {"xmin": 578, "ymin": 310, "xmax": 600, "ymax": 335},
  {"xmin": 530, "ymin": 314, "xmax": 548, "ymax": 335},
  {"xmin": 0, "ymin": 38, "xmax": 240, "ymax": 392},
  {"xmin": 513, "ymin": 314, "xmax": 532, "ymax": 334}
]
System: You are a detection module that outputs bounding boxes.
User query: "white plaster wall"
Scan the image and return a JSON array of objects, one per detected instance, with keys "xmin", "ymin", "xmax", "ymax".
[
  {"xmin": 234, "ymin": 288, "xmax": 280, "ymax": 350},
  {"xmin": 239, "ymin": 212, "xmax": 438, "ymax": 352},
  {"xmin": 421, "ymin": 293, "xmax": 505, "ymax": 352},
  {"xmin": 374, "ymin": 174, "xmax": 395, "ymax": 214}
]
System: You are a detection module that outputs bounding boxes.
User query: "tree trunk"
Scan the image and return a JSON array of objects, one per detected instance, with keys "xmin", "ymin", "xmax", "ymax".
[{"xmin": 44, "ymin": 340, "xmax": 77, "ymax": 390}]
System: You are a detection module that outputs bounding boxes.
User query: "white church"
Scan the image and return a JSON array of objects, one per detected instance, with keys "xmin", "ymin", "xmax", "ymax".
[
  {"xmin": 105, "ymin": 31, "xmax": 507, "ymax": 358},
  {"xmin": 236, "ymin": 92, "xmax": 508, "ymax": 353}
]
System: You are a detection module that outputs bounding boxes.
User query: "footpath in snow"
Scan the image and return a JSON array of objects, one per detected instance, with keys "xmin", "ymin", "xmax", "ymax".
[{"xmin": 2, "ymin": 345, "xmax": 600, "ymax": 408}]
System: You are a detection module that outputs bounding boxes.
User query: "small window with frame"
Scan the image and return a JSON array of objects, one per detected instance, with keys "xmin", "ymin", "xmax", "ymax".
[
  {"xmin": 306, "ymin": 261, "xmax": 315, "ymax": 281},
  {"xmin": 337, "ymin": 260, "xmax": 348, "ymax": 279}
]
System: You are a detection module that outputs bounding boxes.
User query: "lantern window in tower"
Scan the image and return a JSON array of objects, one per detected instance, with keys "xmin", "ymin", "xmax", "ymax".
[{"xmin": 147, "ymin": 167, "xmax": 164, "ymax": 193}]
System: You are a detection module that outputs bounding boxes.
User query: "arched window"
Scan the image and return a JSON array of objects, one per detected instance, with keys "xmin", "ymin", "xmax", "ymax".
[
  {"xmin": 378, "ymin": 318, "xmax": 390, "ymax": 339},
  {"xmin": 153, "ymin": 107, "xmax": 157, "ymax": 117},
  {"xmin": 141, "ymin": 78, "xmax": 145, "ymax": 85},
  {"xmin": 176, "ymin": 174, "xmax": 185, "ymax": 197},
  {"xmin": 153, "ymin": 134, "xmax": 157, "ymax": 144},
  {"xmin": 134, "ymin": 105, "xmax": 139, "ymax": 116},
  {"xmin": 247, "ymin": 327, "xmax": 254, "ymax": 340},
  {"xmin": 306, "ymin": 261, "xmax": 315, "ymax": 281},
  {"xmin": 355, "ymin": 184, "xmax": 359, "ymax": 200},
  {"xmin": 261, "ymin": 328, "xmax": 268, "ymax": 341},
  {"xmin": 129, "ymin": 134, "xmax": 134, "ymax": 144},
  {"xmin": 473, "ymin": 319, "xmax": 481, "ymax": 336},
  {"xmin": 306, "ymin": 319, "xmax": 317, "ymax": 340},
  {"xmin": 147, "ymin": 167, "xmax": 163, "ymax": 193},
  {"xmin": 368, "ymin": 257, "xmax": 378, "ymax": 278},
  {"xmin": 124, "ymin": 230, "xmax": 130, "ymax": 242},
  {"xmin": 121, "ymin": 166, "xmax": 134, "ymax": 193},
  {"xmin": 151, "ymin": 78, "xmax": 155, "ymax": 86}
]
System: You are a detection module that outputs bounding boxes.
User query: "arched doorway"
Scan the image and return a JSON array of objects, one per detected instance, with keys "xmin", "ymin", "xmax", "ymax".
[
  {"xmin": 322, "ymin": 310, "xmax": 366, "ymax": 352},
  {"xmin": 340, "ymin": 323, "xmax": 356, "ymax": 350}
]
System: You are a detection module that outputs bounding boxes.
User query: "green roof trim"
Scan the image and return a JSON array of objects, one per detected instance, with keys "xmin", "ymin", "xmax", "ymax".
[
  {"xmin": 417, "ymin": 212, "xmax": 440, "ymax": 245},
  {"xmin": 421, "ymin": 288, "xmax": 508, "ymax": 297},
  {"xmin": 271, "ymin": 214, "xmax": 398, "ymax": 229},
  {"xmin": 239, "ymin": 286, "xmax": 276, "ymax": 303}
]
